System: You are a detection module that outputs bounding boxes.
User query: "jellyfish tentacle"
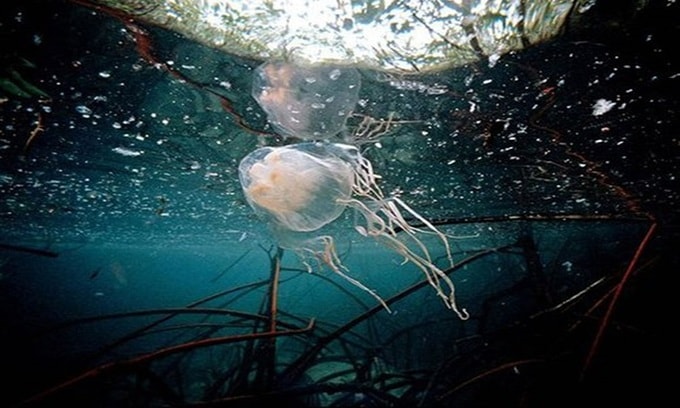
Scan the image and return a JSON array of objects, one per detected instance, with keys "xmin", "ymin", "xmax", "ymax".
[
  {"xmin": 378, "ymin": 202, "xmax": 435, "ymax": 265},
  {"xmin": 341, "ymin": 198, "xmax": 388, "ymax": 236},
  {"xmin": 298, "ymin": 235, "xmax": 391, "ymax": 313},
  {"xmin": 391, "ymin": 197, "xmax": 454, "ymax": 266},
  {"xmin": 346, "ymin": 193, "xmax": 468, "ymax": 319},
  {"xmin": 378, "ymin": 232, "xmax": 469, "ymax": 320},
  {"xmin": 347, "ymin": 155, "xmax": 468, "ymax": 319},
  {"xmin": 238, "ymin": 142, "xmax": 468, "ymax": 318},
  {"xmin": 352, "ymin": 154, "xmax": 384, "ymax": 199},
  {"xmin": 370, "ymin": 226, "xmax": 468, "ymax": 319}
]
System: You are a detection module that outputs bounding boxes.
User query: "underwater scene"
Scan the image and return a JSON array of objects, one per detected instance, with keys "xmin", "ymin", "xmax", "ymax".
[{"xmin": 1, "ymin": 1, "xmax": 677, "ymax": 407}]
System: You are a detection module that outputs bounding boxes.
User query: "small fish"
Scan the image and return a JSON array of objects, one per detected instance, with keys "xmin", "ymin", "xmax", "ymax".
[{"xmin": 89, "ymin": 267, "xmax": 102, "ymax": 280}]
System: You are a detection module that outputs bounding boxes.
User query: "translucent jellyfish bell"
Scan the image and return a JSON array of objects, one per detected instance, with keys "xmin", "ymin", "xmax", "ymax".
[
  {"xmin": 252, "ymin": 62, "xmax": 361, "ymax": 140},
  {"xmin": 239, "ymin": 142, "xmax": 469, "ymax": 319},
  {"xmin": 239, "ymin": 143, "xmax": 354, "ymax": 232}
]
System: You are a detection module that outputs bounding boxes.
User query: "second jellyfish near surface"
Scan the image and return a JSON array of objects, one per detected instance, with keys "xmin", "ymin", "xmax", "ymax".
[
  {"xmin": 252, "ymin": 61, "xmax": 361, "ymax": 140},
  {"xmin": 239, "ymin": 142, "xmax": 469, "ymax": 319}
]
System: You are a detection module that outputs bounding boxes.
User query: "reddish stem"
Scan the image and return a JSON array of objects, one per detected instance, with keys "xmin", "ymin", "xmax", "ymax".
[
  {"xmin": 581, "ymin": 221, "xmax": 658, "ymax": 379},
  {"xmin": 19, "ymin": 319, "xmax": 314, "ymax": 406}
]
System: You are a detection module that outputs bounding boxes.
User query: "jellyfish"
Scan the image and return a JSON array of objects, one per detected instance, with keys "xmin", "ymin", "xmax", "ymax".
[
  {"xmin": 239, "ymin": 142, "xmax": 469, "ymax": 319},
  {"xmin": 251, "ymin": 61, "xmax": 361, "ymax": 140}
]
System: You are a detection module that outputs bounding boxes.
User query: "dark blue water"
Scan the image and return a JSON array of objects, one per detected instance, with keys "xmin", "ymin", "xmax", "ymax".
[{"xmin": 1, "ymin": 1, "xmax": 677, "ymax": 406}]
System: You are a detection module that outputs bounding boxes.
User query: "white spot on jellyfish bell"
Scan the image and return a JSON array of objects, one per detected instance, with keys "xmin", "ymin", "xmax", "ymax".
[
  {"xmin": 252, "ymin": 62, "xmax": 361, "ymax": 140},
  {"xmin": 239, "ymin": 142, "xmax": 469, "ymax": 319}
]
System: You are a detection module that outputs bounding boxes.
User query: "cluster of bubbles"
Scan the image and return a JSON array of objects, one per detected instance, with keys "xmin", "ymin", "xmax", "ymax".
[{"xmin": 238, "ymin": 61, "xmax": 468, "ymax": 319}]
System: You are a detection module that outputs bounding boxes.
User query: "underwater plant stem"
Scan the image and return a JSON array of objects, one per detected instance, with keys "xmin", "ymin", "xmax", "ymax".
[
  {"xmin": 533, "ymin": 276, "xmax": 607, "ymax": 321},
  {"xmin": 570, "ymin": 255, "xmax": 658, "ymax": 332},
  {"xmin": 269, "ymin": 247, "xmax": 283, "ymax": 333},
  {"xmin": 34, "ymin": 307, "xmax": 281, "ymax": 337},
  {"xmin": 210, "ymin": 248, "xmax": 253, "ymax": 282},
  {"xmin": 528, "ymin": 83, "xmax": 644, "ymax": 216},
  {"xmin": 18, "ymin": 320, "xmax": 315, "ymax": 407},
  {"xmin": 279, "ymin": 246, "xmax": 507, "ymax": 386},
  {"xmin": 0, "ymin": 243, "xmax": 58, "ymax": 258},
  {"xmin": 22, "ymin": 112, "xmax": 45, "ymax": 156},
  {"xmin": 436, "ymin": 359, "xmax": 544, "ymax": 402},
  {"xmin": 86, "ymin": 279, "xmax": 272, "ymax": 357},
  {"xmin": 261, "ymin": 247, "xmax": 283, "ymax": 387},
  {"xmin": 581, "ymin": 221, "xmax": 658, "ymax": 380},
  {"xmin": 517, "ymin": 227, "xmax": 552, "ymax": 305},
  {"xmin": 415, "ymin": 212, "xmax": 651, "ymax": 229},
  {"xmin": 70, "ymin": 0, "xmax": 270, "ymax": 137}
]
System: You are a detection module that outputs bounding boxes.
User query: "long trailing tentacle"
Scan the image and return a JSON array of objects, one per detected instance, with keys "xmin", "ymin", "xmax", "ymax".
[
  {"xmin": 297, "ymin": 235, "xmax": 391, "ymax": 313},
  {"xmin": 391, "ymin": 196, "xmax": 454, "ymax": 266},
  {"xmin": 376, "ymin": 231, "xmax": 469, "ymax": 320},
  {"xmin": 348, "ymin": 152, "xmax": 469, "ymax": 320}
]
